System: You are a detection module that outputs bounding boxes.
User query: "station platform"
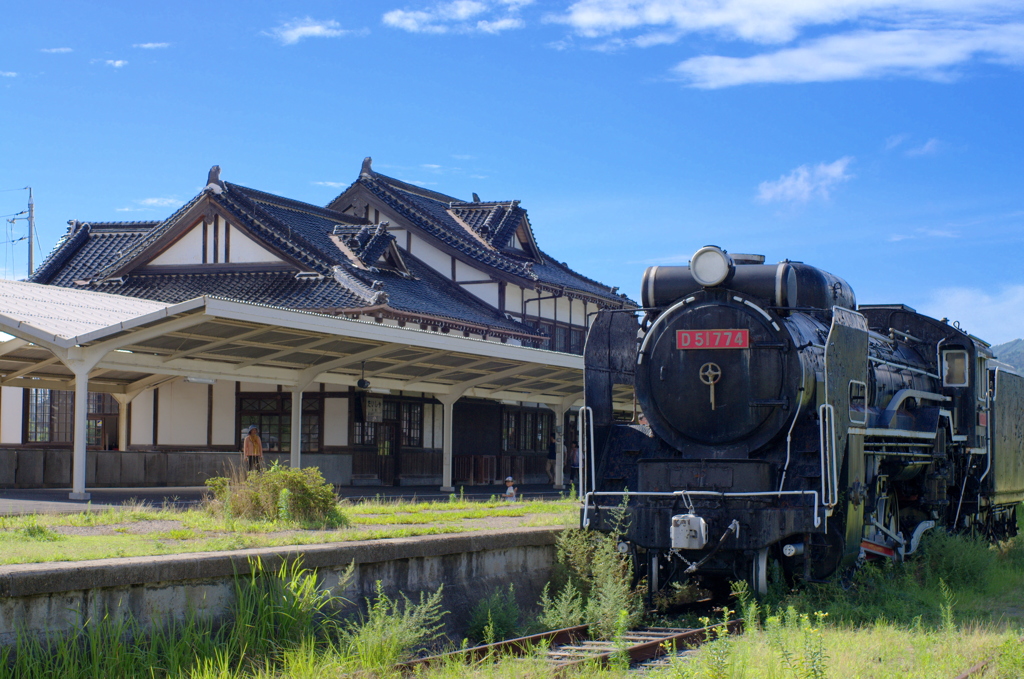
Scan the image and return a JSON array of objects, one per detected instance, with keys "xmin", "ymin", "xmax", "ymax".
[{"xmin": 0, "ymin": 484, "xmax": 572, "ymax": 516}]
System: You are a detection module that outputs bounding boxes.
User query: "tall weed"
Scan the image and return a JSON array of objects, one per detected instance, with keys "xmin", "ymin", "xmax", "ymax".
[{"xmin": 466, "ymin": 584, "xmax": 523, "ymax": 642}]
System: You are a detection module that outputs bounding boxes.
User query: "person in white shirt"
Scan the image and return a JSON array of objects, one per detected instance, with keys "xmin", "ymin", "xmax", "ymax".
[{"xmin": 503, "ymin": 476, "xmax": 517, "ymax": 501}]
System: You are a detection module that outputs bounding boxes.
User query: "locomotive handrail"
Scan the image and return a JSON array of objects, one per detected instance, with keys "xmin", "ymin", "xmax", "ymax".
[
  {"xmin": 818, "ymin": 404, "xmax": 839, "ymax": 513},
  {"xmin": 585, "ymin": 491, "xmax": 823, "ymax": 532},
  {"xmin": 880, "ymin": 389, "xmax": 951, "ymax": 427}
]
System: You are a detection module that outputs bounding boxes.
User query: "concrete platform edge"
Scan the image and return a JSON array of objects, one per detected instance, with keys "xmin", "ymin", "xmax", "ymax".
[{"xmin": 0, "ymin": 527, "xmax": 561, "ymax": 598}]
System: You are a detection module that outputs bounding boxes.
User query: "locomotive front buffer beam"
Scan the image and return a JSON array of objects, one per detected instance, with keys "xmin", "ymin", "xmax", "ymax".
[{"xmin": 583, "ymin": 495, "xmax": 823, "ymax": 553}]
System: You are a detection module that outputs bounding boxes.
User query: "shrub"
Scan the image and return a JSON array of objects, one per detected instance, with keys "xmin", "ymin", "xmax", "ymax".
[
  {"xmin": 467, "ymin": 584, "xmax": 524, "ymax": 643},
  {"xmin": 339, "ymin": 581, "xmax": 446, "ymax": 672},
  {"xmin": 205, "ymin": 462, "xmax": 347, "ymax": 526}
]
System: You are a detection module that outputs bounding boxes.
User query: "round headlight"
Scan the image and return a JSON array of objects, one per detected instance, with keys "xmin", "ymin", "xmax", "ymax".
[{"xmin": 690, "ymin": 246, "xmax": 733, "ymax": 287}]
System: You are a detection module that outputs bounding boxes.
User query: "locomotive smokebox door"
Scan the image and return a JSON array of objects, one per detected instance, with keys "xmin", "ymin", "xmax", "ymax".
[
  {"xmin": 823, "ymin": 306, "xmax": 869, "ymax": 566},
  {"xmin": 671, "ymin": 514, "xmax": 709, "ymax": 550}
]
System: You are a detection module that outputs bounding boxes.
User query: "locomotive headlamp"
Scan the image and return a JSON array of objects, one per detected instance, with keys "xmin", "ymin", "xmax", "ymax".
[{"xmin": 690, "ymin": 246, "xmax": 734, "ymax": 287}]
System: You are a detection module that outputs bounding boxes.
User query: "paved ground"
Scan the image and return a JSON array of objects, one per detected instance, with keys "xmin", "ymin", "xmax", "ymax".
[{"xmin": 0, "ymin": 483, "xmax": 571, "ymax": 516}]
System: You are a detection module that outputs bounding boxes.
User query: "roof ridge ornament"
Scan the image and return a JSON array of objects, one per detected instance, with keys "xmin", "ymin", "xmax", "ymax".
[
  {"xmin": 360, "ymin": 157, "xmax": 373, "ymax": 178},
  {"xmin": 206, "ymin": 165, "xmax": 224, "ymax": 195}
]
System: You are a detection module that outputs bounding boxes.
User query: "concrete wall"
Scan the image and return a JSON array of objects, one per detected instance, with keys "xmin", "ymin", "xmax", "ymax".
[
  {"xmin": 0, "ymin": 527, "xmax": 558, "ymax": 645},
  {"xmin": 0, "ymin": 450, "xmax": 290, "ymax": 489},
  {"xmin": 157, "ymin": 381, "xmax": 209, "ymax": 447},
  {"xmin": 131, "ymin": 390, "xmax": 154, "ymax": 446},
  {"xmin": 210, "ymin": 380, "xmax": 236, "ymax": 446},
  {"xmin": 323, "ymin": 397, "xmax": 348, "ymax": 447}
]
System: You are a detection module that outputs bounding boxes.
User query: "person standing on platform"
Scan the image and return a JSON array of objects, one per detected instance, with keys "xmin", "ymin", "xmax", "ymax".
[
  {"xmin": 546, "ymin": 432, "xmax": 558, "ymax": 484},
  {"xmin": 504, "ymin": 476, "xmax": 517, "ymax": 501},
  {"xmin": 243, "ymin": 425, "xmax": 264, "ymax": 473}
]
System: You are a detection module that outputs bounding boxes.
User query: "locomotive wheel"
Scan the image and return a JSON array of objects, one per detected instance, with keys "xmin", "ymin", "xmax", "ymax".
[
  {"xmin": 751, "ymin": 548, "xmax": 769, "ymax": 596},
  {"xmin": 883, "ymin": 492, "xmax": 904, "ymax": 561}
]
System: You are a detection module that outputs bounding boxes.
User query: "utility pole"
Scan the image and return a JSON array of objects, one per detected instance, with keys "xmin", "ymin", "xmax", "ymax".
[{"xmin": 27, "ymin": 187, "xmax": 34, "ymax": 276}]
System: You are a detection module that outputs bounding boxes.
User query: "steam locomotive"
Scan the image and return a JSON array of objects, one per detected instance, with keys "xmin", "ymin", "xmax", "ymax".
[{"xmin": 580, "ymin": 246, "xmax": 1024, "ymax": 595}]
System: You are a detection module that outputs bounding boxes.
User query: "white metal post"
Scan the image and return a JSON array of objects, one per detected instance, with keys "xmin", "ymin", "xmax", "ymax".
[
  {"xmin": 70, "ymin": 367, "xmax": 90, "ymax": 500},
  {"xmin": 437, "ymin": 394, "xmax": 460, "ymax": 492}
]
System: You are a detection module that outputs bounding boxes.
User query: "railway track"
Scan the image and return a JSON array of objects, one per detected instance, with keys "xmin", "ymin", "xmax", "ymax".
[{"xmin": 397, "ymin": 620, "xmax": 744, "ymax": 675}]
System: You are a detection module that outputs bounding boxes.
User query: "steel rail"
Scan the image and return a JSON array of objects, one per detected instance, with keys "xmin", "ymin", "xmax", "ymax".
[{"xmin": 395, "ymin": 620, "xmax": 744, "ymax": 675}]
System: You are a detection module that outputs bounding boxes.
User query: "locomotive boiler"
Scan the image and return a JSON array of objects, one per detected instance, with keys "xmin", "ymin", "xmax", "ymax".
[{"xmin": 580, "ymin": 246, "xmax": 1024, "ymax": 595}]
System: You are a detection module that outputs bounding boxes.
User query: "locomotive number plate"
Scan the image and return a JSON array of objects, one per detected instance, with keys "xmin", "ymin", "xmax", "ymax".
[{"xmin": 676, "ymin": 329, "xmax": 749, "ymax": 350}]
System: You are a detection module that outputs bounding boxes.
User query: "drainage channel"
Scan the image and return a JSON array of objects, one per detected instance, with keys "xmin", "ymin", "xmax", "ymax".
[{"xmin": 397, "ymin": 620, "xmax": 744, "ymax": 675}]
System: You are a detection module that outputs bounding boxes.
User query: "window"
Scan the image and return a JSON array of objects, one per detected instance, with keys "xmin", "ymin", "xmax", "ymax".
[
  {"xmin": 943, "ymin": 350, "xmax": 969, "ymax": 387},
  {"xmin": 400, "ymin": 402, "xmax": 423, "ymax": 447},
  {"xmin": 570, "ymin": 328, "xmax": 585, "ymax": 355},
  {"xmin": 502, "ymin": 407, "xmax": 553, "ymax": 452},
  {"xmin": 238, "ymin": 393, "xmax": 322, "ymax": 452},
  {"xmin": 849, "ymin": 380, "xmax": 867, "ymax": 424},
  {"xmin": 352, "ymin": 397, "xmax": 425, "ymax": 448},
  {"xmin": 27, "ymin": 389, "xmax": 99, "ymax": 444}
]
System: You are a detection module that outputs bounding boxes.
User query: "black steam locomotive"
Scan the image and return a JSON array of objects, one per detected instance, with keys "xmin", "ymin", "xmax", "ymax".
[{"xmin": 580, "ymin": 246, "xmax": 1024, "ymax": 595}]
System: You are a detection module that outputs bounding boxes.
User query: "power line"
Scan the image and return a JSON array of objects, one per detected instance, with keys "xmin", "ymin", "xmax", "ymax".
[{"xmin": 0, "ymin": 187, "xmax": 29, "ymax": 193}]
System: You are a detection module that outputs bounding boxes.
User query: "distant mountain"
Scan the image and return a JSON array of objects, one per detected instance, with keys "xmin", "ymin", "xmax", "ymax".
[{"xmin": 992, "ymin": 339, "xmax": 1024, "ymax": 372}]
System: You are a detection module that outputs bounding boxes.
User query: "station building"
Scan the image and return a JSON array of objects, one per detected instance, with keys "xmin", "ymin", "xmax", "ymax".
[{"xmin": 0, "ymin": 159, "xmax": 634, "ymax": 495}]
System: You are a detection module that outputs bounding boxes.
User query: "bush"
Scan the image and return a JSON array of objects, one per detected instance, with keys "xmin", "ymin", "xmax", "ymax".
[
  {"xmin": 467, "ymin": 584, "xmax": 524, "ymax": 643},
  {"xmin": 339, "ymin": 581, "xmax": 446, "ymax": 671},
  {"xmin": 205, "ymin": 462, "xmax": 347, "ymax": 526}
]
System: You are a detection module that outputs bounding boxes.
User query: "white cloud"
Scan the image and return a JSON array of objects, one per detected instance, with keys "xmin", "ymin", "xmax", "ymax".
[
  {"xmin": 105, "ymin": 59, "xmax": 128, "ymax": 68},
  {"xmin": 133, "ymin": 42, "xmax": 170, "ymax": 49},
  {"xmin": 671, "ymin": 26, "xmax": 1024, "ymax": 88},
  {"xmin": 384, "ymin": 0, "xmax": 530, "ymax": 34},
  {"xmin": 422, "ymin": 163, "xmax": 443, "ymax": 169},
  {"xmin": 919, "ymin": 285, "xmax": 1024, "ymax": 344},
  {"xmin": 906, "ymin": 137, "xmax": 942, "ymax": 156},
  {"xmin": 313, "ymin": 181, "xmax": 347, "ymax": 188},
  {"xmin": 265, "ymin": 18, "xmax": 354, "ymax": 45},
  {"xmin": 0, "ymin": 71, "xmax": 16, "ymax": 77},
  {"xmin": 887, "ymin": 225, "xmax": 958, "ymax": 241},
  {"xmin": 41, "ymin": 47, "xmax": 73, "ymax": 53},
  {"xmin": 555, "ymin": 0, "xmax": 1023, "ymax": 45},
  {"xmin": 885, "ymin": 133, "xmax": 908, "ymax": 150},
  {"xmin": 550, "ymin": 1, "xmax": 1024, "ymax": 87},
  {"xmin": 757, "ymin": 157, "xmax": 854, "ymax": 204},
  {"xmin": 138, "ymin": 197, "xmax": 179, "ymax": 207}
]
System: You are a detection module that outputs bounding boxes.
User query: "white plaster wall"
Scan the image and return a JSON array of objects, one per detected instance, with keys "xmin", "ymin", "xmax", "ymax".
[
  {"xmin": 465, "ymin": 282, "xmax": 499, "ymax": 308},
  {"xmin": 454, "ymin": 259, "xmax": 479, "ymax": 282},
  {"xmin": 211, "ymin": 380, "xmax": 236, "ymax": 445},
  {"xmin": 389, "ymin": 228, "xmax": 406, "ymax": 248},
  {"xmin": 540, "ymin": 297, "xmax": 556, "ymax": 319},
  {"xmin": 152, "ymin": 225, "xmax": 205, "ymax": 265},
  {"xmin": 556, "ymin": 297, "xmax": 572, "ymax": 323},
  {"xmin": 227, "ymin": 226, "xmax": 283, "ymax": 264},
  {"xmin": 131, "ymin": 390, "xmax": 154, "ymax": 446},
  {"xmin": 423, "ymin": 404, "xmax": 434, "ymax": 448},
  {"xmin": 571, "ymin": 298, "xmax": 587, "ymax": 326},
  {"xmin": 408, "ymin": 234, "xmax": 452, "ymax": 279},
  {"xmin": 323, "ymin": 397, "xmax": 349, "ymax": 446},
  {"xmin": 0, "ymin": 387, "xmax": 23, "ymax": 444},
  {"xmin": 156, "ymin": 381, "xmax": 208, "ymax": 446},
  {"xmin": 506, "ymin": 285, "xmax": 523, "ymax": 313}
]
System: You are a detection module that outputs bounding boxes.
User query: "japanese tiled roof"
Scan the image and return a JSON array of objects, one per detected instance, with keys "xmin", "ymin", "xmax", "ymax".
[
  {"xmin": 345, "ymin": 170, "xmax": 630, "ymax": 305},
  {"xmin": 31, "ymin": 186, "xmax": 540, "ymax": 338}
]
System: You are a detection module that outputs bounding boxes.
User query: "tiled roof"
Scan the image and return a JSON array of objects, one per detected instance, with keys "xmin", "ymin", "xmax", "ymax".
[
  {"xmin": 356, "ymin": 172, "xmax": 629, "ymax": 305},
  {"xmin": 34, "ymin": 182, "xmax": 542, "ymax": 338}
]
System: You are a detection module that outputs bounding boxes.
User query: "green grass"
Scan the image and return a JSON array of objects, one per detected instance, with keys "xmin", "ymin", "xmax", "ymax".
[{"xmin": 0, "ymin": 497, "xmax": 573, "ymax": 565}]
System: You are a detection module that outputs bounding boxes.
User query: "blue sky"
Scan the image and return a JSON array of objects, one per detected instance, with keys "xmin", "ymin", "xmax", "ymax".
[{"xmin": 2, "ymin": 1, "xmax": 1023, "ymax": 343}]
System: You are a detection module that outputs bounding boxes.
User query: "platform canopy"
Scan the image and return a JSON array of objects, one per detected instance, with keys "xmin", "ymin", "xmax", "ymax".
[{"xmin": 0, "ymin": 279, "xmax": 635, "ymax": 498}]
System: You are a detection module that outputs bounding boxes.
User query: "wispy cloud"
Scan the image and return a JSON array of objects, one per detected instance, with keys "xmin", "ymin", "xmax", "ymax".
[
  {"xmin": 105, "ymin": 59, "xmax": 128, "ymax": 68},
  {"xmin": 41, "ymin": 47, "xmax": 73, "ymax": 54},
  {"xmin": 885, "ymin": 133, "xmax": 908, "ymax": 150},
  {"xmin": 757, "ymin": 157, "xmax": 854, "ymax": 204},
  {"xmin": 133, "ymin": 42, "xmax": 170, "ymax": 49},
  {"xmin": 0, "ymin": 71, "xmax": 16, "ymax": 78},
  {"xmin": 887, "ymin": 226, "xmax": 958, "ymax": 242},
  {"xmin": 919, "ymin": 285, "xmax": 1024, "ymax": 344},
  {"xmin": 671, "ymin": 26, "xmax": 1024, "ymax": 88},
  {"xmin": 117, "ymin": 197, "xmax": 179, "ymax": 212},
  {"xmin": 906, "ymin": 138, "xmax": 942, "ymax": 156},
  {"xmin": 550, "ymin": 1, "xmax": 1024, "ymax": 87},
  {"xmin": 264, "ymin": 17, "xmax": 358, "ymax": 45},
  {"xmin": 384, "ymin": 0, "xmax": 531, "ymax": 34},
  {"xmin": 313, "ymin": 181, "xmax": 347, "ymax": 188}
]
